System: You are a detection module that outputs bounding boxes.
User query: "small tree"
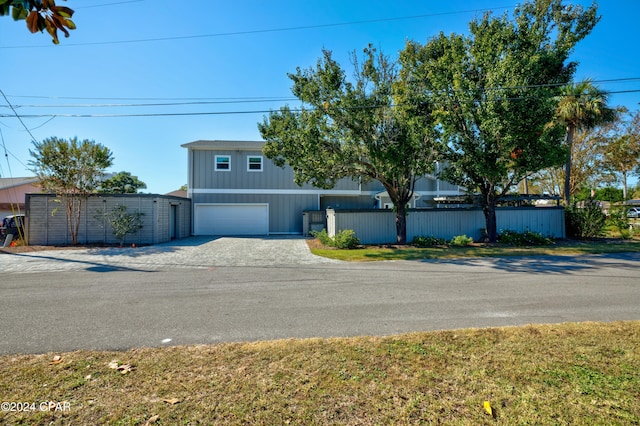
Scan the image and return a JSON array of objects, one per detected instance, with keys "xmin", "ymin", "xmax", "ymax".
[
  {"xmin": 29, "ymin": 137, "xmax": 113, "ymax": 244},
  {"xmin": 95, "ymin": 205, "xmax": 144, "ymax": 247},
  {"xmin": 0, "ymin": 0, "xmax": 76, "ymax": 44}
]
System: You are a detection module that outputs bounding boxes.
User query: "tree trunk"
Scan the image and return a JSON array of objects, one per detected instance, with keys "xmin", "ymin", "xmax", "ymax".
[
  {"xmin": 395, "ymin": 203, "xmax": 407, "ymax": 245},
  {"xmin": 563, "ymin": 125, "xmax": 575, "ymax": 206},
  {"xmin": 481, "ymin": 189, "xmax": 498, "ymax": 243}
]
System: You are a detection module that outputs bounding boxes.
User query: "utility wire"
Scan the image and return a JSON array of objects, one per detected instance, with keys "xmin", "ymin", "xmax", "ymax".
[
  {"xmin": 0, "ymin": 6, "xmax": 513, "ymax": 49},
  {"xmin": 1, "ymin": 88, "xmax": 638, "ymax": 118},
  {"xmin": 0, "ymin": 88, "xmax": 39, "ymax": 143},
  {"xmin": 2, "ymin": 78, "xmax": 639, "ymax": 109}
]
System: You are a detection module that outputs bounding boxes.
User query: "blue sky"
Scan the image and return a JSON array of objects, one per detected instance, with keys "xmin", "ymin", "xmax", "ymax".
[{"xmin": 1, "ymin": 0, "xmax": 638, "ymax": 194}]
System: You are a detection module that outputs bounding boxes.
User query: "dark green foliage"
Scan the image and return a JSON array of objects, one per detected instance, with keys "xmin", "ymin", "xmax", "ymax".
[
  {"xmin": 311, "ymin": 229, "xmax": 360, "ymax": 249},
  {"xmin": 565, "ymin": 201, "xmax": 606, "ymax": 239},
  {"xmin": 411, "ymin": 236, "xmax": 447, "ymax": 247},
  {"xmin": 259, "ymin": 46, "xmax": 439, "ymax": 244},
  {"xmin": 399, "ymin": 0, "xmax": 599, "ymax": 242},
  {"xmin": 575, "ymin": 186, "xmax": 624, "ymax": 203},
  {"xmin": 99, "ymin": 171, "xmax": 147, "ymax": 194},
  {"xmin": 498, "ymin": 230, "xmax": 554, "ymax": 246}
]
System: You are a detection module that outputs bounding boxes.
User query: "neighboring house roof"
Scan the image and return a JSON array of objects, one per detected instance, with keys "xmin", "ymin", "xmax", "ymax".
[
  {"xmin": 0, "ymin": 177, "xmax": 39, "ymax": 190},
  {"xmin": 166, "ymin": 189, "xmax": 187, "ymax": 198},
  {"xmin": 181, "ymin": 140, "xmax": 264, "ymax": 151}
]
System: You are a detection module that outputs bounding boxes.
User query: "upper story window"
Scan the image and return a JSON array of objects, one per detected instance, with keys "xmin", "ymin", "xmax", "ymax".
[
  {"xmin": 215, "ymin": 155, "xmax": 231, "ymax": 171},
  {"xmin": 247, "ymin": 155, "xmax": 263, "ymax": 172}
]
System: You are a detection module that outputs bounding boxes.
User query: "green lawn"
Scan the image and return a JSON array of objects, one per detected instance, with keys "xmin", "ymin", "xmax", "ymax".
[{"xmin": 309, "ymin": 239, "xmax": 640, "ymax": 261}]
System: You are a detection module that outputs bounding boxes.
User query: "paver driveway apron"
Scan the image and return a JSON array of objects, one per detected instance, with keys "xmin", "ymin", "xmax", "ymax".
[{"xmin": 0, "ymin": 236, "xmax": 339, "ymax": 273}]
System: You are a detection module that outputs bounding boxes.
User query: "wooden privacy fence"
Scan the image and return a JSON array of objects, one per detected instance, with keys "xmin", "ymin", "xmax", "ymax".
[
  {"xmin": 26, "ymin": 193, "xmax": 191, "ymax": 246},
  {"xmin": 322, "ymin": 207, "xmax": 565, "ymax": 244}
]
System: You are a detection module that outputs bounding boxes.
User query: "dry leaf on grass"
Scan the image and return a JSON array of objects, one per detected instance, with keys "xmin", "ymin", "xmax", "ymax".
[
  {"xmin": 107, "ymin": 360, "xmax": 135, "ymax": 374},
  {"xmin": 144, "ymin": 414, "xmax": 160, "ymax": 425},
  {"xmin": 162, "ymin": 398, "xmax": 181, "ymax": 405},
  {"xmin": 49, "ymin": 355, "xmax": 63, "ymax": 365}
]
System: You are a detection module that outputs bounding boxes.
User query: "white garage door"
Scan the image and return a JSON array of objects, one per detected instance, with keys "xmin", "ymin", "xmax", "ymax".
[{"xmin": 194, "ymin": 204, "xmax": 269, "ymax": 236}]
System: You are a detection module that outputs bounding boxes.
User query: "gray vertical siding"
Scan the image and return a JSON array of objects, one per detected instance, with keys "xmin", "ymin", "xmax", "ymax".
[
  {"xmin": 326, "ymin": 207, "xmax": 566, "ymax": 244},
  {"xmin": 26, "ymin": 194, "xmax": 191, "ymax": 246}
]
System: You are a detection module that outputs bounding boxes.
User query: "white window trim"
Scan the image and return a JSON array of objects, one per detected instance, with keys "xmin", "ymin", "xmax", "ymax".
[
  {"xmin": 246, "ymin": 155, "xmax": 263, "ymax": 172},
  {"xmin": 215, "ymin": 155, "xmax": 231, "ymax": 171}
]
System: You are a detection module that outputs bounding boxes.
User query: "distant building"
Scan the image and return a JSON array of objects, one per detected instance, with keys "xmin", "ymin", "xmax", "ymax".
[{"xmin": 0, "ymin": 177, "xmax": 40, "ymax": 217}]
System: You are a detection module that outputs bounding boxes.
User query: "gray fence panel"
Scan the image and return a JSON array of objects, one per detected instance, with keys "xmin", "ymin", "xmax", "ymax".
[{"xmin": 327, "ymin": 207, "xmax": 566, "ymax": 244}]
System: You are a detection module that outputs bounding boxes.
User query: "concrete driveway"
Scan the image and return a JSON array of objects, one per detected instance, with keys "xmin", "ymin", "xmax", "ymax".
[{"xmin": 0, "ymin": 236, "xmax": 339, "ymax": 273}]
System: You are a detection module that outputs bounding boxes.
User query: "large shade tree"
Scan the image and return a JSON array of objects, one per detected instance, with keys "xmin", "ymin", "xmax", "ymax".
[
  {"xmin": 259, "ymin": 47, "xmax": 439, "ymax": 244},
  {"xmin": 399, "ymin": 0, "xmax": 599, "ymax": 242},
  {"xmin": 554, "ymin": 79, "xmax": 615, "ymax": 205},
  {"xmin": 29, "ymin": 137, "xmax": 113, "ymax": 244}
]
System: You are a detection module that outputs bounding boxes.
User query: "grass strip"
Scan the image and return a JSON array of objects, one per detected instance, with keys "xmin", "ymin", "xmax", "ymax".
[
  {"xmin": 1, "ymin": 321, "xmax": 639, "ymax": 425},
  {"xmin": 309, "ymin": 240, "xmax": 640, "ymax": 261}
]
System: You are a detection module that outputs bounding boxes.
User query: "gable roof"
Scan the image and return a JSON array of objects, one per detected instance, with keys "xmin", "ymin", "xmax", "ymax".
[
  {"xmin": 0, "ymin": 177, "xmax": 39, "ymax": 191},
  {"xmin": 181, "ymin": 140, "xmax": 265, "ymax": 151}
]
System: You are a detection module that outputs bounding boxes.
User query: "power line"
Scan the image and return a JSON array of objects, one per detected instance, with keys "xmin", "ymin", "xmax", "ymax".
[
  {"xmin": 0, "ymin": 88, "xmax": 39, "ymax": 143},
  {"xmin": 76, "ymin": 0, "xmax": 145, "ymax": 9},
  {"xmin": 2, "ymin": 93, "xmax": 638, "ymax": 119},
  {"xmin": 0, "ymin": 6, "xmax": 514, "ymax": 49},
  {"xmin": 2, "ymin": 78, "xmax": 639, "ymax": 110}
]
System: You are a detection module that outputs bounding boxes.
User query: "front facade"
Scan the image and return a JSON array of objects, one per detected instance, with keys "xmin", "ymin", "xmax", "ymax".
[{"xmin": 183, "ymin": 140, "xmax": 462, "ymax": 236}]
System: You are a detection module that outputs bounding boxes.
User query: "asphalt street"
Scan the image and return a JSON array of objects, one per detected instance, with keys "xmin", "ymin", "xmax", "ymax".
[{"xmin": 2, "ymin": 251, "xmax": 639, "ymax": 354}]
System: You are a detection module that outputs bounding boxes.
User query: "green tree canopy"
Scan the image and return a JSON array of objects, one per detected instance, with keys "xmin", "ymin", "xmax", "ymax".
[
  {"xmin": 29, "ymin": 136, "xmax": 113, "ymax": 244},
  {"xmin": 0, "ymin": 0, "xmax": 75, "ymax": 44},
  {"xmin": 598, "ymin": 109, "xmax": 640, "ymax": 200},
  {"xmin": 259, "ymin": 46, "xmax": 439, "ymax": 244},
  {"xmin": 399, "ymin": 0, "xmax": 599, "ymax": 242},
  {"xmin": 99, "ymin": 171, "xmax": 147, "ymax": 194}
]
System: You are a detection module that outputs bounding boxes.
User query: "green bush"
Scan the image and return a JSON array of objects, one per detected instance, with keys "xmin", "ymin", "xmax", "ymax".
[
  {"xmin": 565, "ymin": 201, "xmax": 606, "ymax": 239},
  {"xmin": 607, "ymin": 206, "xmax": 631, "ymax": 239},
  {"xmin": 498, "ymin": 230, "xmax": 554, "ymax": 246},
  {"xmin": 450, "ymin": 234, "xmax": 473, "ymax": 246},
  {"xmin": 311, "ymin": 228, "xmax": 360, "ymax": 249},
  {"xmin": 333, "ymin": 229, "xmax": 361, "ymax": 249},
  {"xmin": 310, "ymin": 228, "xmax": 333, "ymax": 246},
  {"xmin": 411, "ymin": 235, "xmax": 447, "ymax": 247}
]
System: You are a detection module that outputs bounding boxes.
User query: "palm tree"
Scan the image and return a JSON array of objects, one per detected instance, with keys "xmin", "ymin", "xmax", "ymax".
[{"xmin": 554, "ymin": 80, "xmax": 615, "ymax": 205}]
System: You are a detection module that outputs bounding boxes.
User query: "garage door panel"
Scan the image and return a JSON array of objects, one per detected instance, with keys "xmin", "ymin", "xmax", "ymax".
[{"xmin": 195, "ymin": 204, "xmax": 268, "ymax": 236}]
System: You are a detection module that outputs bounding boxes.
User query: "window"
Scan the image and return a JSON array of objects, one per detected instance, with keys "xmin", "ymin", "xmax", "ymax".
[
  {"xmin": 247, "ymin": 155, "xmax": 263, "ymax": 172},
  {"xmin": 215, "ymin": 155, "xmax": 231, "ymax": 171}
]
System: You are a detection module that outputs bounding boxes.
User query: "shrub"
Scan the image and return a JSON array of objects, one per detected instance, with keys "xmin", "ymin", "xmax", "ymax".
[
  {"xmin": 498, "ymin": 230, "xmax": 554, "ymax": 246},
  {"xmin": 310, "ymin": 228, "xmax": 333, "ymax": 246},
  {"xmin": 333, "ymin": 229, "xmax": 360, "ymax": 249},
  {"xmin": 607, "ymin": 206, "xmax": 632, "ymax": 239},
  {"xmin": 450, "ymin": 234, "xmax": 473, "ymax": 246},
  {"xmin": 411, "ymin": 236, "xmax": 447, "ymax": 247},
  {"xmin": 565, "ymin": 201, "xmax": 606, "ymax": 239},
  {"xmin": 311, "ymin": 228, "xmax": 360, "ymax": 249}
]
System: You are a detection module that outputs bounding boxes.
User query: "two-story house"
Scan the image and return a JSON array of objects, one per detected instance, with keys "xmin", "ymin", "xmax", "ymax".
[{"xmin": 182, "ymin": 140, "xmax": 462, "ymax": 236}]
